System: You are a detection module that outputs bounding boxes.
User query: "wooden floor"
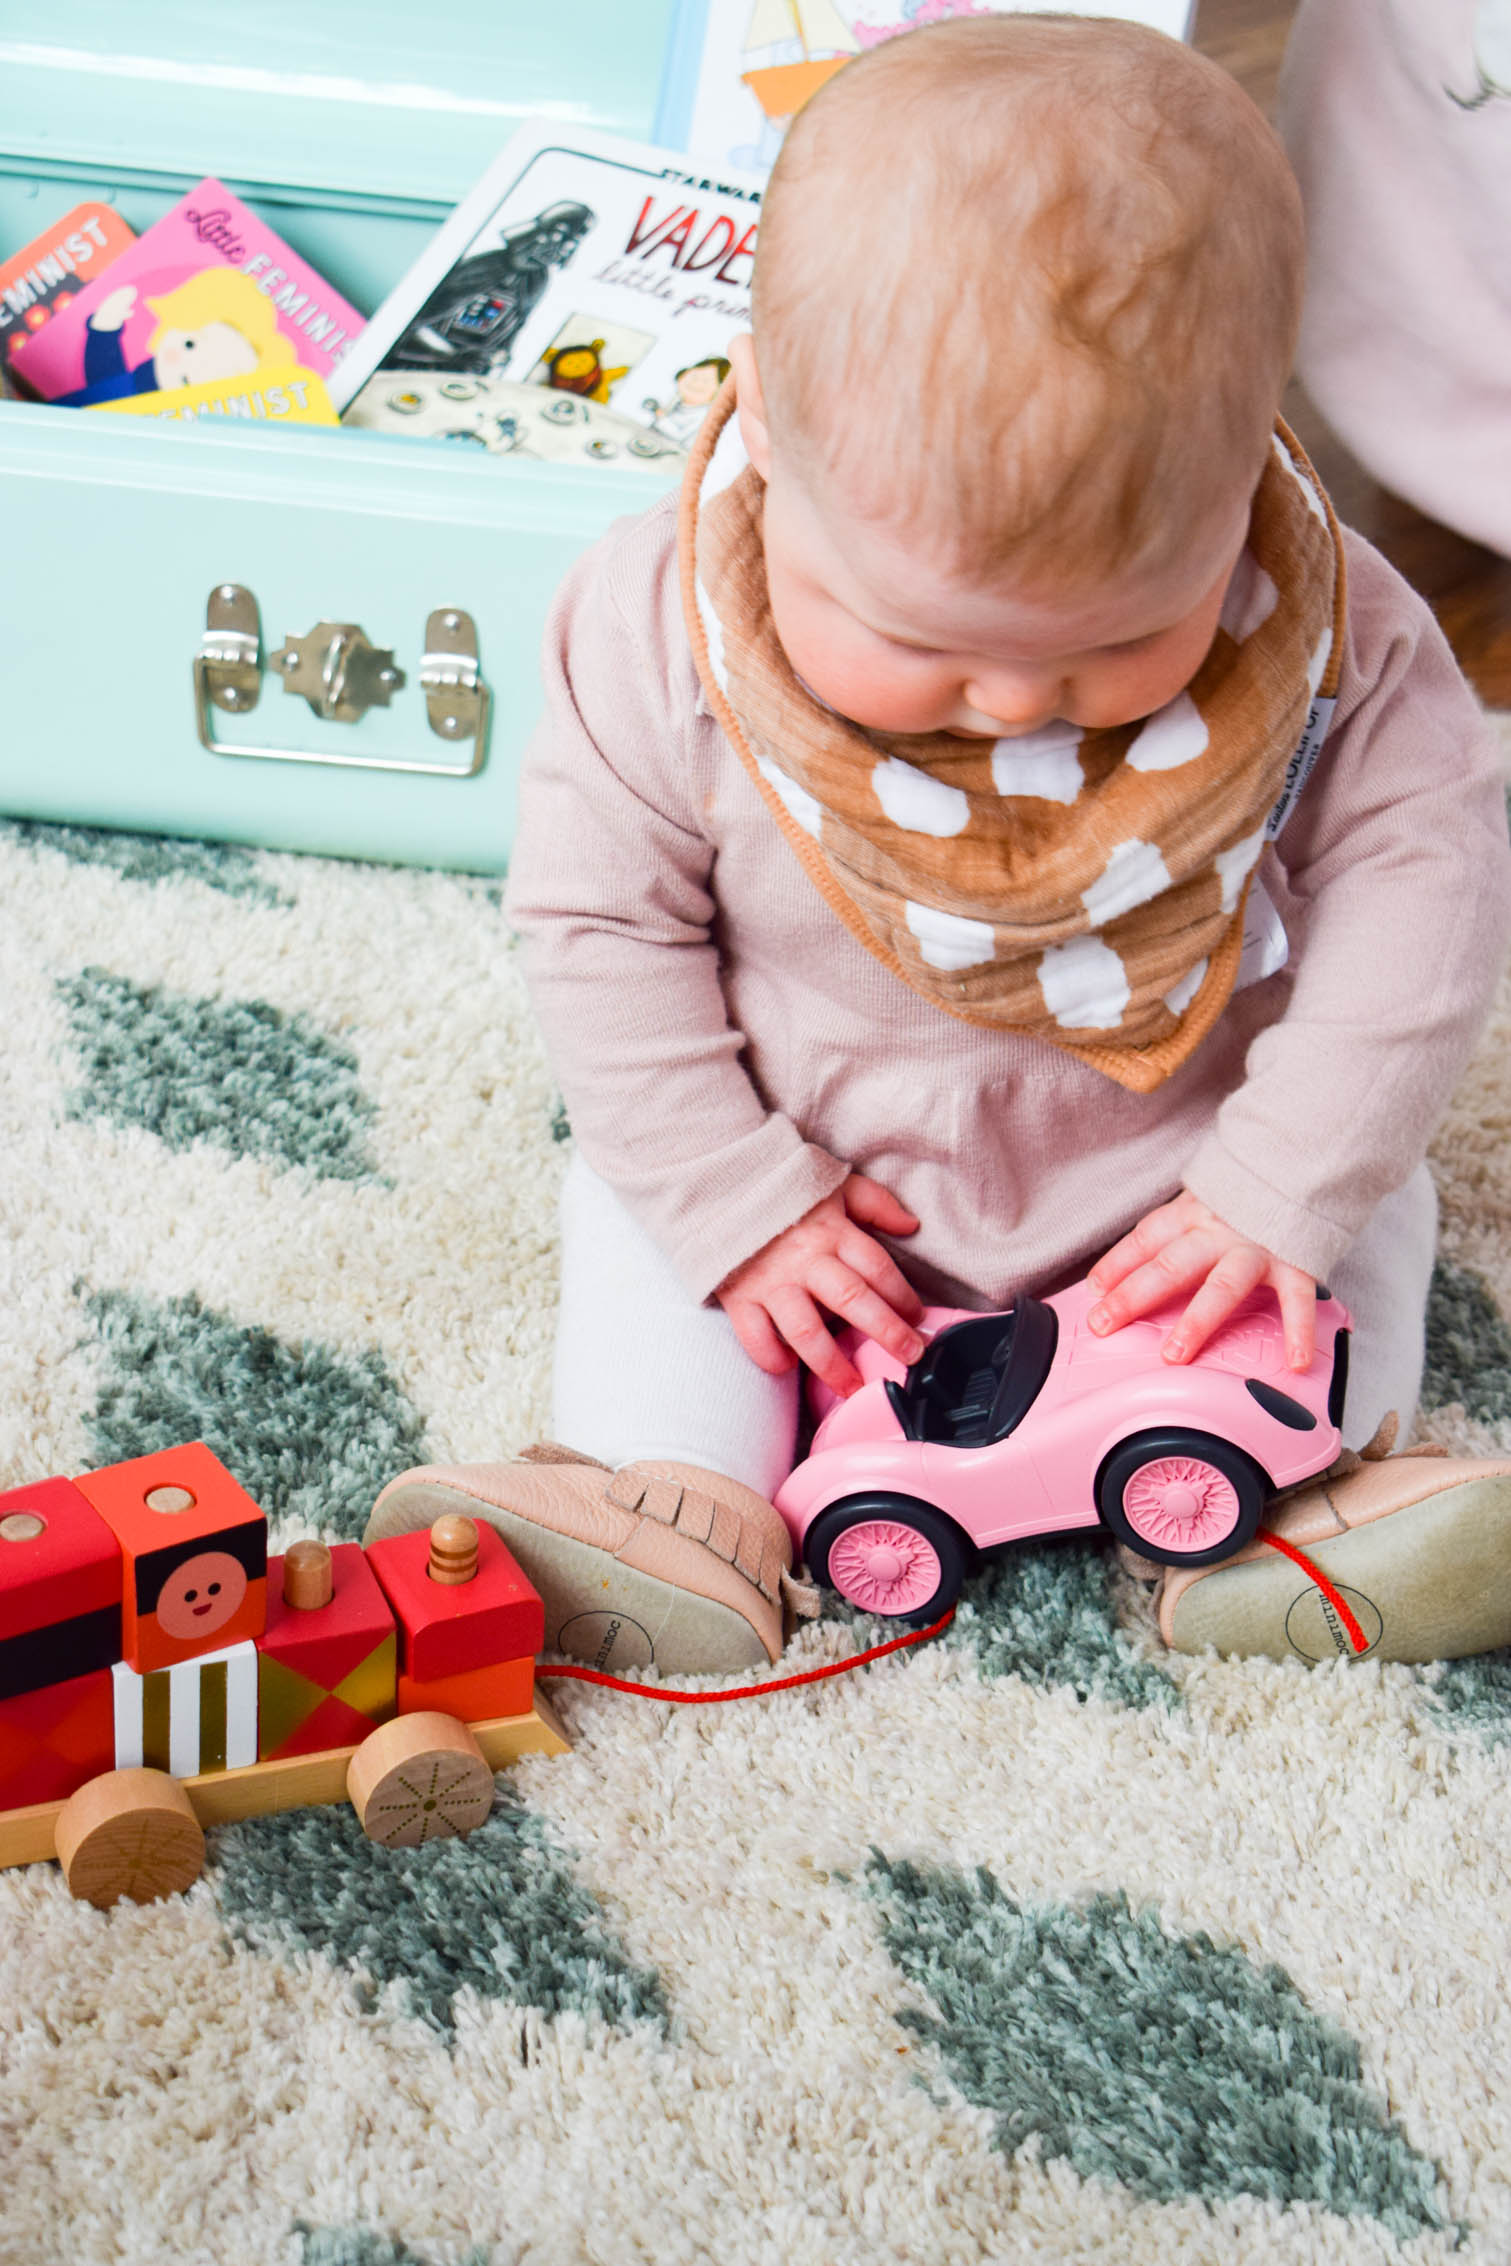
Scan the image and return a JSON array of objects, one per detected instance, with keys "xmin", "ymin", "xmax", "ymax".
[{"xmin": 1194, "ymin": 0, "xmax": 1511, "ymax": 707}]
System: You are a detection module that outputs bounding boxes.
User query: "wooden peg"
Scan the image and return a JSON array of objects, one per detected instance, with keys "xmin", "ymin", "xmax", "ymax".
[
  {"xmin": 427, "ymin": 1514, "xmax": 478, "ymax": 1586},
  {"xmin": 282, "ymin": 1539, "xmax": 334, "ymax": 1611},
  {"xmin": 54, "ymin": 1768, "xmax": 206, "ymax": 1907},
  {"xmin": 346, "ymin": 1712, "xmax": 494, "ymax": 1848},
  {"xmin": 144, "ymin": 1485, "xmax": 196, "ymax": 1515}
]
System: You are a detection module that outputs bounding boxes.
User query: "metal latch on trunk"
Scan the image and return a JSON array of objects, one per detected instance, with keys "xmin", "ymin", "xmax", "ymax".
[{"xmin": 193, "ymin": 584, "xmax": 490, "ymax": 776}]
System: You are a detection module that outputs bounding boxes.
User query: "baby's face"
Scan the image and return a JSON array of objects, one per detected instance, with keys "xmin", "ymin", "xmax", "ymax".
[{"xmin": 758, "ymin": 472, "xmax": 1250, "ymax": 739}]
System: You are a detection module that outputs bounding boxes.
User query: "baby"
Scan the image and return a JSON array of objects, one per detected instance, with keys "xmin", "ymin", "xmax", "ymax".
[{"xmin": 368, "ymin": 16, "xmax": 1511, "ymax": 1671}]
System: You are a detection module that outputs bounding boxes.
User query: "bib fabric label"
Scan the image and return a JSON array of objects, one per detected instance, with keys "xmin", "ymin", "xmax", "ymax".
[{"xmin": 1266, "ymin": 695, "xmax": 1338, "ymax": 842}]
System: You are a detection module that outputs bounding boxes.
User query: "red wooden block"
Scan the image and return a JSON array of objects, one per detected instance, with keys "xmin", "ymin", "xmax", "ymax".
[
  {"xmin": 366, "ymin": 1521, "xmax": 543, "ymax": 1681},
  {"xmin": 74, "ymin": 1442, "xmax": 266, "ymax": 1674},
  {"xmin": 396, "ymin": 1653, "xmax": 534, "ymax": 1721},
  {"xmin": 0, "ymin": 1665, "xmax": 115, "ymax": 1808},
  {"xmin": 0, "ymin": 1476, "xmax": 122, "ymax": 1701},
  {"xmin": 257, "ymin": 1543, "xmax": 397, "ymax": 1760}
]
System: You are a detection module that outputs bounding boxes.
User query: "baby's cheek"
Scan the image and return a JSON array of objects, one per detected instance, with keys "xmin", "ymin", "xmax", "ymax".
[{"xmin": 791, "ymin": 639, "xmax": 942, "ymax": 733}]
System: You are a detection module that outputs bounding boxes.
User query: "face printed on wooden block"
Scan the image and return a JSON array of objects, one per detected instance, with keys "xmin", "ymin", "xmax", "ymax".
[
  {"xmin": 154, "ymin": 1550, "xmax": 250, "ymax": 1642},
  {"xmin": 74, "ymin": 1443, "xmax": 268, "ymax": 1672},
  {"xmin": 133, "ymin": 1524, "xmax": 264, "ymax": 1665}
]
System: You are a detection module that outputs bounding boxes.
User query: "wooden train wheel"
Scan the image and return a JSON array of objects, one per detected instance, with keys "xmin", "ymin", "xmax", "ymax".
[
  {"xmin": 346, "ymin": 1712, "xmax": 495, "ymax": 1848},
  {"xmin": 54, "ymin": 1768, "xmax": 206, "ymax": 1907}
]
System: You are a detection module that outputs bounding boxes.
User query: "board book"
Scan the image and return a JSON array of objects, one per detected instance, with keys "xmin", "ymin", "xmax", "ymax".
[
  {"xmin": 89, "ymin": 371, "xmax": 339, "ymax": 427},
  {"xmin": 0, "ymin": 202, "xmax": 137, "ymax": 389},
  {"xmin": 10, "ymin": 178, "xmax": 363, "ymax": 409},
  {"xmin": 331, "ymin": 120, "xmax": 762, "ymax": 466}
]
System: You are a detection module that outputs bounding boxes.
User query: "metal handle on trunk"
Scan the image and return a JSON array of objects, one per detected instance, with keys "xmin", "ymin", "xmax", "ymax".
[{"xmin": 192, "ymin": 585, "xmax": 490, "ymax": 777}]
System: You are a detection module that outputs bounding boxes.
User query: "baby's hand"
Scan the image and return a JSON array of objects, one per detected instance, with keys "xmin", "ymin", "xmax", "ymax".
[
  {"xmin": 1086, "ymin": 1190, "xmax": 1316, "ymax": 1370},
  {"xmin": 716, "ymin": 1173, "xmax": 925, "ymax": 1396}
]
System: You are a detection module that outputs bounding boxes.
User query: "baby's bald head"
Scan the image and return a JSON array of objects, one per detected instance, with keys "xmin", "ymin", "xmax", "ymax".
[{"xmin": 745, "ymin": 16, "xmax": 1305, "ymax": 591}]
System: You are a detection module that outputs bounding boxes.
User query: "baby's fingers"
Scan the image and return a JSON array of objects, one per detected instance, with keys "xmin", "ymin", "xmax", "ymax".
[
  {"xmin": 1158, "ymin": 1249, "xmax": 1269, "ymax": 1363},
  {"xmin": 1087, "ymin": 1199, "xmax": 1189, "ymax": 1299},
  {"xmin": 811, "ymin": 1256, "xmax": 925, "ymax": 1368},
  {"xmin": 721, "ymin": 1293, "xmax": 800, "ymax": 1378},
  {"xmin": 1088, "ymin": 1229, "xmax": 1219, "ymax": 1337},
  {"xmin": 1274, "ymin": 1265, "xmax": 1318, "ymax": 1371},
  {"xmin": 837, "ymin": 1224, "xmax": 925, "ymax": 1330},
  {"xmin": 842, "ymin": 1172, "xmax": 921, "ymax": 1240},
  {"xmin": 767, "ymin": 1286, "xmax": 863, "ymax": 1396}
]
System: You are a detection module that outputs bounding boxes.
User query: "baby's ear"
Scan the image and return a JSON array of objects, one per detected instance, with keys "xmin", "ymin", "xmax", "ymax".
[{"xmin": 729, "ymin": 333, "xmax": 772, "ymax": 480}]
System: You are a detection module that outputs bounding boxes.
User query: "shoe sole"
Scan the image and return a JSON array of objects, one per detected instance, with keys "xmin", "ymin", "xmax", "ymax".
[
  {"xmin": 1168, "ymin": 1477, "xmax": 1511, "ymax": 1662},
  {"xmin": 365, "ymin": 1478, "xmax": 770, "ymax": 1676}
]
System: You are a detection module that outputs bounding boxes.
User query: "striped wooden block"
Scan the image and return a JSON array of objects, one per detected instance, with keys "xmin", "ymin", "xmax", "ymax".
[{"xmin": 111, "ymin": 1640, "xmax": 258, "ymax": 1776}]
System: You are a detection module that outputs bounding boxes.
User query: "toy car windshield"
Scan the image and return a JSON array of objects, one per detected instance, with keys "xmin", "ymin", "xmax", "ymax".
[{"xmin": 885, "ymin": 1299, "xmax": 1059, "ymax": 1448}]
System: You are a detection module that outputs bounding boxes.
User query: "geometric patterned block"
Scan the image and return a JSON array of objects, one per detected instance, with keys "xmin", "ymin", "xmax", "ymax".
[
  {"xmin": 396, "ymin": 1651, "xmax": 534, "ymax": 1722},
  {"xmin": 0, "ymin": 1665, "xmax": 116, "ymax": 1808},
  {"xmin": 112, "ymin": 1639, "xmax": 258, "ymax": 1776},
  {"xmin": 0, "ymin": 1476, "xmax": 122, "ymax": 1702},
  {"xmin": 366, "ymin": 1521, "xmax": 543, "ymax": 1681},
  {"xmin": 74, "ymin": 1441, "xmax": 266, "ymax": 1674},
  {"xmin": 257, "ymin": 1543, "xmax": 396, "ymax": 1760}
]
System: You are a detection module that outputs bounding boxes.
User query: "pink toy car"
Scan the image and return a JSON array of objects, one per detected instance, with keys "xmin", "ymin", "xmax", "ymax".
[{"xmin": 773, "ymin": 1274, "xmax": 1351, "ymax": 1622}]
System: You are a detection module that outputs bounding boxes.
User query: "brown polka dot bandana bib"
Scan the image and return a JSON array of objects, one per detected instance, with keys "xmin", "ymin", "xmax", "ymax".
[{"xmin": 679, "ymin": 380, "xmax": 1347, "ymax": 1094}]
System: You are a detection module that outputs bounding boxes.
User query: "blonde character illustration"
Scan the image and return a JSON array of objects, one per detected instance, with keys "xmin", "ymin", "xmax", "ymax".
[
  {"xmin": 56, "ymin": 267, "xmax": 304, "ymax": 407},
  {"xmin": 1450, "ymin": 0, "xmax": 1511, "ymax": 105}
]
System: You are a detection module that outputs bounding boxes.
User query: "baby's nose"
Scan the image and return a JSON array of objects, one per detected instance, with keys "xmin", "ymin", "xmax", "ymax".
[{"xmin": 962, "ymin": 670, "xmax": 1064, "ymax": 731}]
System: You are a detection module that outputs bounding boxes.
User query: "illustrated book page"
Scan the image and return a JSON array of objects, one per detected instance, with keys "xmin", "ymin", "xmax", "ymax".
[
  {"xmin": 9, "ymin": 179, "xmax": 362, "ymax": 407},
  {"xmin": 332, "ymin": 120, "xmax": 762, "ymax": 472},
  {"xmin": 655, "ymin": 0, "xmax": 1197, "ymax": 173}
]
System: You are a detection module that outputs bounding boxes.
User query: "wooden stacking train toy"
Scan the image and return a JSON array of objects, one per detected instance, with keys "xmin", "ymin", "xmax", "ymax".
[{"xmin": 0, "ymin": 1440, "xmax": 568, "ymax": 1907}]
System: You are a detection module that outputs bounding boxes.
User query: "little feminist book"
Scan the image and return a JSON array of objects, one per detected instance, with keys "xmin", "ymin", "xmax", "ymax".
[
  {"xmin": 10, "ymin": 178, "xmax": 363, "ymax": 407},
  {"xmin": 89, "ymin": 369, "xmax": 339, "ymax": 427},
  {"xmin": 331, "ymin": 121, "xmax": 761, "ymax": 460}
]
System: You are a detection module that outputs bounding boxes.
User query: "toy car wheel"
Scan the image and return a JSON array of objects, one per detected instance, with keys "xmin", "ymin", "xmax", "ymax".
[
  {"xmin": 1097, "ymin": 1430, "xmax": 1267, "ymax": 1567},
  {"xmin": 804, "ymin": 1493, "xmax": 968, "ymax": 1623}
]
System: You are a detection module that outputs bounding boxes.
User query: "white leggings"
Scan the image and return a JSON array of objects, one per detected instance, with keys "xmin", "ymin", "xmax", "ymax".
[{"xmin": 551, "ymin": 1151, "xmax": 1440, "ymax": 1498}]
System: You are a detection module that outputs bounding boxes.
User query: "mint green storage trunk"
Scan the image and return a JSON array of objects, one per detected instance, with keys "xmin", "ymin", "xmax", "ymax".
[{"xmin": 0, "ymin": 2, "xmax": 678, "ymax": 872}]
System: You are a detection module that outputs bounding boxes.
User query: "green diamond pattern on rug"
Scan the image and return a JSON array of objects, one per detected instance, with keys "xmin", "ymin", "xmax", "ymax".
[
  {"xmin": 60, "ymin": 968, "xmax": 377, "ymax": 1181},
  {"xmin": 1424, "ymin": 1650, "xmax": 1511, "ymax": 1744},
  {"xmin": 866, "ymin": 1858, "xmax": 1449, "ymax": 2240},
  {"xmin": 295, "ymin": 2224, "xmax": 490, "ymax": 2266},
  {"xmin": 85, "ymin": 1288, "xmax": 429, "ymax": 1541},
  {"xmin": 215, "ymin": 1787, "xmax": 668, "ymax": 2043},
  {"xmin": 3, "ymin": 817, "xmax": 287, "ymax": 902},
  {"xmin": 1423, "ymin": 1257, "xmax": 1511, "ymax": 1426},
  {"xmin": 950, "ymin": 1542, "xmax": 1176, "ymax": 1710}
]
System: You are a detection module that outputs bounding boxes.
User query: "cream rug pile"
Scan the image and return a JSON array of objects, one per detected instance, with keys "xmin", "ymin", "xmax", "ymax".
[{"xmin": 2, "ymin": 769, "xmax": 1510, "ymax": 2266}]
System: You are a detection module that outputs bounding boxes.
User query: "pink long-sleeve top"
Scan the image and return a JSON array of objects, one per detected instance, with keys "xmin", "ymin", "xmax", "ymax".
[{"xmin": 505, "ymin": 490, "xmax": 1511, "ymax": 1308}]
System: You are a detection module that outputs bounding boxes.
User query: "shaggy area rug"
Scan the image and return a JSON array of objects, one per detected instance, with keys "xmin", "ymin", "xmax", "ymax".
[{"xmin": 1, "ymin": 741, "xmax": 1510, "ymax": 2266}]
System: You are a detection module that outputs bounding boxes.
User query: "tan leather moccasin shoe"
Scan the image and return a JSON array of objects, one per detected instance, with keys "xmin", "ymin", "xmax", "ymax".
[
  {"xmin": 364, "ymin": 1445, "xmax": 817, "ymax": 1675},
  {"xmin": 1157, "ymin": 1420, "xmax": 1511, "ymax": 1663}
]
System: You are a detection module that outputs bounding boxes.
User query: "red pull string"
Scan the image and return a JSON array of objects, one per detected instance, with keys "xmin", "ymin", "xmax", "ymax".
[
  {"xmin": 535, "ymin": 1604, "xmax": 956, "ymax": 1702},
  {"xmin": 1256, "ymin": 1529, "xmax": 1370, "ymax": 1653},
  {"xmin": 535, "ymin": 1529, "xmax": 1373, "ymax": 1701}
]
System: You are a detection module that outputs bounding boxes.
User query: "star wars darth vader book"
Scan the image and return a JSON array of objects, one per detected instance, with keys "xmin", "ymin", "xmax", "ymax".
[{"xmin": 331, "ymin": 120, "xmax": 762, "ymax": 470}]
